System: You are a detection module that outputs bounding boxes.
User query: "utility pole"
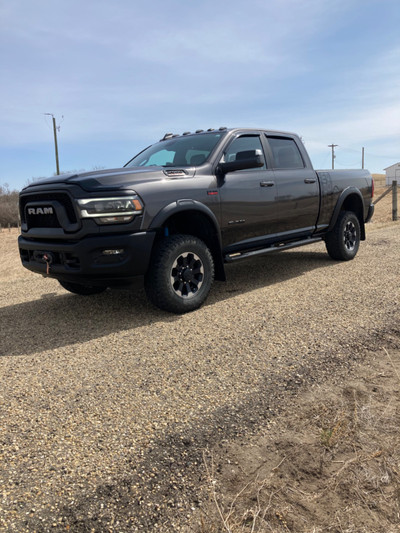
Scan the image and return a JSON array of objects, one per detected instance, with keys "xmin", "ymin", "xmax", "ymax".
[
  {"xmin": 44, "ymin": 113, "xmax": 60, "ymax": 175},
  {"xmin": 328, "ymin": 144, "xmax": 338, "ymax": 170},
  {"xmin": 362, "ymin": 147, "xmax": 365, "ymax": 169}
]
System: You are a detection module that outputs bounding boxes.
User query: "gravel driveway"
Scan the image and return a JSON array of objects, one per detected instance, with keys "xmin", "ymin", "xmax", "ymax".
[{"xmin": 0, "ymin": 220, "xmax": 399, "ymax": 532}]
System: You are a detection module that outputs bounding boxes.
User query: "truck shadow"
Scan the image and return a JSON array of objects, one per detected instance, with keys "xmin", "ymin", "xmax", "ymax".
[
  {"xmin": 210, "ymin": 248, "xmax": 332, "ymax": 303},
  {"xmin": 1, "ymin": 249, "xmax": 333, "ymax": 357}
]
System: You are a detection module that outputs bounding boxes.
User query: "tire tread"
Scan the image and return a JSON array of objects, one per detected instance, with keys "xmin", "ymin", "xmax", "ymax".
[
  {"xmin": 325, "ymin": 210, "xmax": 360, "ymax": 261},
  {"xmin": 144, "ymin": 234, "xmax": 214, "ymax": 313}
]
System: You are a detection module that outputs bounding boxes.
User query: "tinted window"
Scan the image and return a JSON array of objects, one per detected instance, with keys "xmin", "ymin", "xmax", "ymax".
[
  {"xmin": 146, "ymin": 149, "xmax": 174, "ymax": 166},
  {"xmin": 222, "ymin": 135, "xmax": 266, "ymax": 170},
  {"xmin": 267, "ymin": 136, "xmax": 304, "ymax": 169},
  {"xmin": 125, "ymin": 133, "xmax": 224, "ymax": 168}
]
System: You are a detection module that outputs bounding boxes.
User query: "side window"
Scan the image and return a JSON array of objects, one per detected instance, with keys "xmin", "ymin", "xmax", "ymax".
[
  {"xmin": 222, "ymin": 135, "xmax": 266, "ymax": 170},
  {"xmin": 267, "ymin": 136, "xmax": 304, "ymax": 169}
]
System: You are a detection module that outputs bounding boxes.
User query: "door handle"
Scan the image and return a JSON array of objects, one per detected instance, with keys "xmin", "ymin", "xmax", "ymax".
[
  {"xmin": 260, "ymin": 181, "xmax": 275, "ymax": 187},
  {"xmin": 304, "ymin": 178, "xmax": 316, "ymax": 184}
]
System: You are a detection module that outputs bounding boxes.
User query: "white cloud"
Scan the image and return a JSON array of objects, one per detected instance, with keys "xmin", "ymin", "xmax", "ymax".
[{"xmin": 1, "ymin": 0, "xmax": 399, "ymax": 184}]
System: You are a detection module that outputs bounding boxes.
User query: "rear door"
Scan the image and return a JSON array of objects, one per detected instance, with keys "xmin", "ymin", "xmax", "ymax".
[{"xmin": 264, "ymin": 135, "xmax": 320, "ymax": 238}]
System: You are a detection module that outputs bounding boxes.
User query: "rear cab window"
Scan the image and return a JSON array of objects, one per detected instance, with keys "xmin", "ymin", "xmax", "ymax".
[{"xmin": 266, "ymin": 136, "xmax": 305, "ymax": 170}]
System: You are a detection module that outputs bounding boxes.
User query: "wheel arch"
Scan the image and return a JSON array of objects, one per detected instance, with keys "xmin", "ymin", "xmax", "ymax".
[
  {"xmin": 328, "ymin": 188, "xmax": 366, "ymax": 240},
  {"xmin": 149, "ymin": 201, "xmax": 226, "ymax": 281}
]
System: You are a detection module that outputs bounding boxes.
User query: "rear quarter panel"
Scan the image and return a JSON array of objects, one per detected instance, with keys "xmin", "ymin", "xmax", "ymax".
[{"xmin": 316, "ymin": 169, "xmax": 373, "ymax": 229}]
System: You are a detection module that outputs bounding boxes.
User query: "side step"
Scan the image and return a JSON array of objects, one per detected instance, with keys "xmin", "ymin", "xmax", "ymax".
[{"xmin": 224, "ymin": 237, "xmax": 323, "ymax": 263}]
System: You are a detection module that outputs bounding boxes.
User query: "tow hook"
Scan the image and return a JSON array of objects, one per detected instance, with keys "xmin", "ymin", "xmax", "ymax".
[{"xmin": 33, "ymin": 251, "xmax": 54, "ymax": 275}]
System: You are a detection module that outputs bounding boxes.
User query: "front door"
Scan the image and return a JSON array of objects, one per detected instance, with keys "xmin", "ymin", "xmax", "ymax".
[{"xmin": 218, "ymin": 133, "xmax": 278, "ymax": 250}]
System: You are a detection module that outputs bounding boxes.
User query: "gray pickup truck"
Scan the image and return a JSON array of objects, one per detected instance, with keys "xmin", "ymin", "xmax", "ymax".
[{"xmin": 18, "ymin": 128, "xmax": 374, "ymax": 313}]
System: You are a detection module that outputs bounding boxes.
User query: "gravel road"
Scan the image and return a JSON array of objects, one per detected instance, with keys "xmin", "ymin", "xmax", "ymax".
[{"xmin": 0, "ymin": 219, "xmax": 399, "ymax": 532}]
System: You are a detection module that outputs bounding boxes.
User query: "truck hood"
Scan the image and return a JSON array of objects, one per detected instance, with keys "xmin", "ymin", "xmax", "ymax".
[{"xmin": 23, "ymin": 166, "xmax": 196, "ymax": 193}]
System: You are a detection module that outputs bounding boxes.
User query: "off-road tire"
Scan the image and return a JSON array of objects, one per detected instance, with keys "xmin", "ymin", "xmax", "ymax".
[
  {"xmin": 325, "ymin": 210, "xmax": 361, "ymax": 261},
  {"xmin": 144, "ymin": 234, "xmax": 214, "ymax": 314},
  {"xmin": 58, "ymin": 280, "xmax": 107, "ymax": 295}
]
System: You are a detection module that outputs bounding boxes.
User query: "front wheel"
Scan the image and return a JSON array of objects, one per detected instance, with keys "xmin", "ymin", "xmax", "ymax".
[
  {"xmin": 144, "ymin": 234, "xmax": 214, "ymax": 313},
  {"xmin": 58, "ymin": 280, "xmax": 107, "ymax": 295},
  {"xmin": 325, "ymin": 210, "xmax": 361, "ymax": 261}
]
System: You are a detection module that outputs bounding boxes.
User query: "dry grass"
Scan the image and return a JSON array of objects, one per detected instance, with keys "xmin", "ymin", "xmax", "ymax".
[
  {"xmin": 370, "ymin": 184, "xmax": 398, "ymax": 226},
  {"xmin": 372, "ymin": 174, "xmax": 386, "ymax": 188}
]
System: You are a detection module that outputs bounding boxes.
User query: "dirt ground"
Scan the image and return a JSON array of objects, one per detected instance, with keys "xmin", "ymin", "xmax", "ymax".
[
  {"xmin": 0, "ymin": 185, "xmax": 399, "ymax": 532},
  {"xmin": 187, "ymin": 185, "xmax": 400, "ymax": 533},
  {"xmin": 187, "ymin": 187, "xmax": 400, "ymax": 533},
  {"xmin": 188, "ymin": 344, "xmax": 400, "ymax": 533}
]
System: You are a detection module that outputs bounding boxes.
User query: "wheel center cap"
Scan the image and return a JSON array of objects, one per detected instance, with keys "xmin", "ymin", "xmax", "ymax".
[{"xmin": 182, "ymin": 268, "xmax": 193, "ymax": 282}]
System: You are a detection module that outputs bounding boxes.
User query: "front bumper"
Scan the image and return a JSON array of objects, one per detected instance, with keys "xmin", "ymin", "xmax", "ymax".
[{"xmin": 18, "ymin": 231, "xmax": 156, "ymax": 286}]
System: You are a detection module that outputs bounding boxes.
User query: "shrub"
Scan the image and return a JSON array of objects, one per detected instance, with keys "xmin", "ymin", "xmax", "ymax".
[{"xmin": 0, "ymin": 184, "xmax": 19, "ymax": 227}]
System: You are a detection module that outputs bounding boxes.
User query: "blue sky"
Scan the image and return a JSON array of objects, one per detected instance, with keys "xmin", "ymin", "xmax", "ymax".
[{"xmin": 1, "ymin": 0, "xmax": 399, "ymax": 190}]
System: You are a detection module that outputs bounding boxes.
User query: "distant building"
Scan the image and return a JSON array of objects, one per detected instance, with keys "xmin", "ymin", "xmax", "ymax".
[{"xmin": 384, "ymin": 162, "xmax": 400, "ymax": 185}]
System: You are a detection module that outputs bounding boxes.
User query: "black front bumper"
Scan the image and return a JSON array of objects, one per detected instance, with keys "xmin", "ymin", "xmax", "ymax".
[{"xmin": 18, "ymin": 231, "xmax": 156, "ymax": 286}]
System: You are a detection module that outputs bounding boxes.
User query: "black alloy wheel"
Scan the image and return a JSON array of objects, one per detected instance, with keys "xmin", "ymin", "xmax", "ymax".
[
  {"xmin": 170, "ymin": 251, "xmax": 204, "ymax": 299},
  {"xmin": 343, "ymin": 219, "xmax": 358, "ymax": 252}
]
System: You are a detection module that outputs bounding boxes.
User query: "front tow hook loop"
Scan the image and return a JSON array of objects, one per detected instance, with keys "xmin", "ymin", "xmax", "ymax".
[{"xmin": 42, "ymin": 253, "xmax": 52, "ymax": 275}]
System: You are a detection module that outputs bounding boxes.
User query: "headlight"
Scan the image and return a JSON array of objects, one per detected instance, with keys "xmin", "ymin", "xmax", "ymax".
[{"xmin": 77, "ymin": 196, "xmax": 144, "ymax": 225}]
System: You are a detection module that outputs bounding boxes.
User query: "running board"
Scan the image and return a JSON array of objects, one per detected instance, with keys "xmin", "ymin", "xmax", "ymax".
[{"xmin": 224, "ymin": 237, "xmax": 323, "ymax": 262}]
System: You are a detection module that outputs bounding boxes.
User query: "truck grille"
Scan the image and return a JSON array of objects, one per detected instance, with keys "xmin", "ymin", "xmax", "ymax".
[
  {"xmin": 20, "ymin": 192, "xmax": 78, "ymax": 230},
  {"xmin": 26, "ymin": 211, "xmax": 60, "ymax": 228}
]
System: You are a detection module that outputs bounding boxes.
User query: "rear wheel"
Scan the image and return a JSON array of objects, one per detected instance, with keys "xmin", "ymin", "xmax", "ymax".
[
  {"xmin": 58, "ymin": 280, "xmax": 107, "ymax": 295},
  {"xmin": 325, "ymin": 210, "xmax": 360, "ymax": 261},
  {"xmin": 144, "ymin": 234, "xmax": 214, "ymax": 313}
]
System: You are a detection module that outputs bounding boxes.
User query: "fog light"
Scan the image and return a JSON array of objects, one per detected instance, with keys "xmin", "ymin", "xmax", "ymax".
[
  {"xmin": 97, "ymin": 215, "xmax": 134, "ymax": 224},
  {"xmin": 102, "ymin": 249, "xmax": 124, "ymax": 255}
]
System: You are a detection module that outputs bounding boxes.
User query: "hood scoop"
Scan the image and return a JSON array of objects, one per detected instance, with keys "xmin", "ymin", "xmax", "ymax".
[{"xmin": 163, "ymin": 169, "xmax": 188, "ymax": 178}]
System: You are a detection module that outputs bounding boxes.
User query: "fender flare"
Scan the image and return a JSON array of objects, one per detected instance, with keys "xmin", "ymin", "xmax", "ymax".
[
  {"xmin": 328, "ymin": 187, "xmax": 366, "ymax": 237},
  {"xmin": 149, "ymin": 199, "xmax": 222, "ymax": 245}
]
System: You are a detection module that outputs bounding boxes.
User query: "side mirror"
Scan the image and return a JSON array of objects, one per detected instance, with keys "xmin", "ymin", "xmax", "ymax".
[{"xmin": 217, "ymin": 153, "xmax": 265, "ymax": 176}]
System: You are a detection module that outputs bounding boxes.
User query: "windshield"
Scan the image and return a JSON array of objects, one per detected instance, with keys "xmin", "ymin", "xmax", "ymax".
[{"xmin": 125, "ymin": 132, "xmax": 225, "ymax": 168}]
